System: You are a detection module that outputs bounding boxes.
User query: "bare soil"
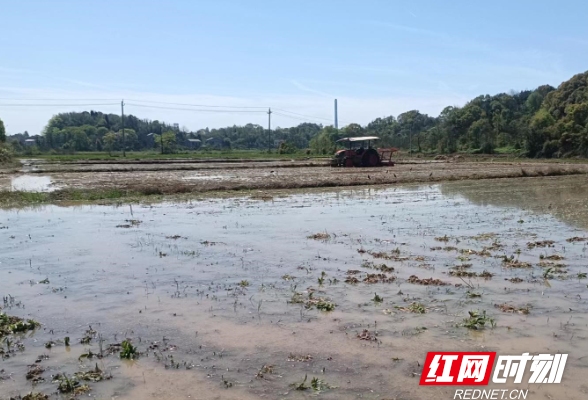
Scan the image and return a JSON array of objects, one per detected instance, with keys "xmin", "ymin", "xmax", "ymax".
[{"xmin": 2, "ymin": 158, "xmax": 588, "ymax": 196}]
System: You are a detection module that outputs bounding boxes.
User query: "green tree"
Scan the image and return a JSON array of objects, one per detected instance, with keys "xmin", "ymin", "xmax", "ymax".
[
  {"xmin": 72, "ymin": 128, "xmax": 89, "ymax": 151},
  {"xmin": 103, "ymin": 132, "xmax": 117, "ymax": 156},
  {"xmin": 342, "ymin": 123, "xmax": 364, "ymax": 137},
  {"xmin": 309, "ymin": 126, "xmax": 339, "ymax": 155},
  {"xmin": 468, "ymin": 119, "xmax": 494, "ymax": 152},
  {"xmin": 119, "ymin": 129, "xmax": 138, "ymax": 151},
  {"xmin": 278, "ymin": 141, "xmax": 298, "ymax": 154},
  {"xmin": 526, "ymin": 109, "xmax": 555, "ymax": 157},
  {"xmin": 0, "ymin": 117, "xmax": 5, "ymax": 143},
  {"xmin": 525, "ymin": 92, "xmax": 543, "ymax": 114},
  {"xmin": 156, "ymin": 131, "xmax": 177, "ymax": 154}
]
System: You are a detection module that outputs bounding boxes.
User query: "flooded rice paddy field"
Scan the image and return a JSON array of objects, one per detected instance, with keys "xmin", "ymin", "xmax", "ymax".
[
  {"xmin": 2, "ymin": 159, "xmax": 587, "ymax": 194},
  {"xmin": 2, "ymin": 176, "xmax": 588, "ymax": 399}
]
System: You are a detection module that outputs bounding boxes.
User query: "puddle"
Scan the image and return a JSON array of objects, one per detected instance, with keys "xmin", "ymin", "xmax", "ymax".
[
  {"xmin": 1, "ymin": 178, "xmax": 588, "ymax": 399},
  {"xmin": 9, "ymin": 175, "xmax": 56, "ymax": 192},
  {"xmin": 182, "ymin": 174, "xmax": 233, "ymax": 181},
  {"xmin": 17, "ymin": 158, "xmax": 46, "ymax": 173}
]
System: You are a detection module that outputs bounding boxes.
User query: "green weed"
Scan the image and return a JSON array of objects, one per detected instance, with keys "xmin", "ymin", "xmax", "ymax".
[
  {"xmin": 120, "ymin": 340, "xmax": 137, "ymax": 359},
  {"xmin": 462, "ymin": 310, "xmax": 495, "ymax": 330}
]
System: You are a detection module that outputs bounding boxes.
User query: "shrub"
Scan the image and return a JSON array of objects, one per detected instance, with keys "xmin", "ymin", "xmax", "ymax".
[
  {"xmin": 542, "ymin": 140, "xmax": 559, "ymax": 158},
  {"xmin": 480, "ymin": 142, "xmax": 495, "ymax": 154},
  {"xmin": 0, "ymin": 145, "xmax": 13, "ymax": 164},
  {"xmin": 278, "ymin": 141, "xmax": 298, "ymax": 154}
]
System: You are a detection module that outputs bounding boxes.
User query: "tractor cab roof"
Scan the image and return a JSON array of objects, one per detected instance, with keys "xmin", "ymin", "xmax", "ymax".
[{"xmin": 336, "ymin": 136, "xmax": 380, "ymax": 143}]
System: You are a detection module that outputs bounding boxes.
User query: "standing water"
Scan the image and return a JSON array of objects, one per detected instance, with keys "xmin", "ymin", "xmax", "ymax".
[{"xmin": 1, "ymin": 176, "xmax": 588, "ymax": 399}]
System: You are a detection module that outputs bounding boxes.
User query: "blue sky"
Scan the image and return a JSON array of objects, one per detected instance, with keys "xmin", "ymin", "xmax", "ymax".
[{"xmin": 1, "ymin": 0, "xmax": 587, "ymax": 135}]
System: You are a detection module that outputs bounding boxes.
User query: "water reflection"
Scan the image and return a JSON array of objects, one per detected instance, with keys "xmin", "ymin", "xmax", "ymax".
[
  {"xmin": 440, "ymin": 175, "xmax": 588, "ymax": 230},
  {"xmin": 10, "ymin": 175, "xmax": 55, "ymax": 192}
]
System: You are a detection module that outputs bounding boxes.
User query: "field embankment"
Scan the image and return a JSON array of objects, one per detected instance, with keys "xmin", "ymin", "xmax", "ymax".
[{"xmin": 2, "ymin": 157, "xmax": 588, "ymax": 206}]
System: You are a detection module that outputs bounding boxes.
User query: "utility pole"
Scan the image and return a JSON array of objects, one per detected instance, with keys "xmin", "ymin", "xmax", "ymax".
[
  {"xmin": 121, "ymin": 100, "xmax": 126, "ymax": 157},
  {"xmin": 267, "ymin": 108, "xmax": 272, "ymax": 153},
  {"xmin": 334, "ymin": 99, "xmax": 338, "ymax": 129},
  {"xmin": 160, "ymin": 126, "xmax": 164, "ymax": 155}
]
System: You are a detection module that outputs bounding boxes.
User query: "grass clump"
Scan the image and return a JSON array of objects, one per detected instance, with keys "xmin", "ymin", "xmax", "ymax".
[
  {"xmin": 317, "ymin": 271, "xmax": 326, "ymax": 286},
  {"xmin": 291, "ymin": 375, "xmax": 335, "ymax": 392},
  {"xmin": 407, "ymin": 275, "xmax": 448, "ymax": 286},
  {"xmin": 311, "ymin": 376, "xmax": 335, "ymax": 392},
  {"xmin": 299, "ymin": 292, "xmax": 336, "ymax": 311},
  {"xmin": 501, "ymin": 256, "xmax": 531, "ymax": 268},
  {"xmin": 372, "ymin": 293, "xmax": 384, "ymax": 303},
  {"xmin": 0, "ymin": 313, "xmax": 39, "ymax": 338},
  {"xmin": 395, "ymin": 302, "xmax": 426, "ymax": 313},
  {"xmin": 307, "ymin": 232, "xmax": 330, "ymax": 240},
  {"xmin": 120, "ymin": 340, "xmax": 137, "ymax": 359},
  {"xmin": 315, "ymin": 300, "xmax": 336, "ymax": 312},
  {"xmin": 292, "ymin": 374, "xmax": 310, "ymax": 391},
  {"xmin": 462, "ymin": 310, "xmax": 495, "ymax": 330},
  {"xmin": 53, "ymin": 374, "xmax": 90, "ymax": 395},
  {"xmin": 74, "ymin": 364, "xmax": 107, "ymax": 382},
  {"xmin": 11, "ymin": 393, "xmax": 49, "ymax": 400},
  {"xmin": 494, "ymin": 303, "xmax": 530, "ymax": 314}
]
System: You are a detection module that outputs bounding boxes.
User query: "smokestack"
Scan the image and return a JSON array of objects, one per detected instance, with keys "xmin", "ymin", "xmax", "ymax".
[{"xmin": 334, "ymin": 99, "xmax": 338, "ymax": 129}]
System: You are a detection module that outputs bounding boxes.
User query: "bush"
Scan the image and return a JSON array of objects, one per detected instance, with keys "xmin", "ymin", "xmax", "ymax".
[
  {"xmin": 23, "ymin": 146, "xmax": 41, "ymax": 156},
  {"xmin": 480, "ymin": 142, "xmax": 495, "ymax": 154},
  {"xmin": 471, "ymin": 142, "xmax": 494, "ymax": 154},
  {"xmin": 0, "ymin": 145, "xmax": 13, "ymax": 164},
  {"xmin": 542, "ymin": 140, "xmax": 559, "ymax": 158},
  {"xmin": 278, "ymin": 141, "xmax": 298, "ymax": 154}
]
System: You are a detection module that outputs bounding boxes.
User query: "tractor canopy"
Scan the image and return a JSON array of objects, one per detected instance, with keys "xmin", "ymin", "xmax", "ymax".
[
  {"xmin": 336, "ymin": 136, "xmax": 380, "ymax": 145},
  {"xmin": 336, "ymin": 136, "xmax": 380, "ymax": 142}
]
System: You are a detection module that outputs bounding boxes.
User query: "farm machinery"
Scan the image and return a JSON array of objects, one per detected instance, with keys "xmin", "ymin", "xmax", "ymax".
[{"xmin": 330, "ymin": 136, "xmax": 398, "ymax": 167}]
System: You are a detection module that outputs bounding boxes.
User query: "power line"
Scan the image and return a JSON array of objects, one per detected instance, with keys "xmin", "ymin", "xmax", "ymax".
[
  {"xmin": 272, "ymin": 112, "xmax": 334, "ymax": 125},
  {"xmin": 126, "ymin": 103, "xmax": 266, "ymax": 113},
  {"xmin": 126, "ymin": 99, "xmax": 268, "ymax": 109},
  {"xmin": 0, "ymin": 98, "xmax": 120, "ymax": 101},
  {"xmin": 0, "ymin": 97, "xmax": 348, "ymax": 126},
  {"xmin": 272, "ymin": 108, "xmax": 333, "ymax": 122},
  {"xmin": 272, "ymin": 111, "xmax": 315, "ymax": 122},
  {"xmin": 129, "ymin": 99, "xmax": 345, "ymax": 123},
  {"xmin": 0, "ymin": 97, "xmax": 347, "ymax": 123},
  {"xmin": 0, "ymin": 103, "xmax": 119, "ymax": 107},
  {"xmin": 273, "ymin": 107, "xmax": 350, "ymax": 125},
  {"xmin": 273, "ymin": 111, "xmax": 340, "ymax": 125}
]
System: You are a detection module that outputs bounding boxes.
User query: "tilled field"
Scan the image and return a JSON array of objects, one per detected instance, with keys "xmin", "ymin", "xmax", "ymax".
[{"xmin": 2, "ymin": 159, "xmax": 588, "ymax": 195}]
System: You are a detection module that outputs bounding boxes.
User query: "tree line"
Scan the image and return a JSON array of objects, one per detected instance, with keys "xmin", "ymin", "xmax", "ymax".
[{"xmin": 4, "ymin": 70, "xmax": 588, "ymax": 158}]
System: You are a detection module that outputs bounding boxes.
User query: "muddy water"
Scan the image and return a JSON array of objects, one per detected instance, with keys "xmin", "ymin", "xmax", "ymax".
[
  {"xmin": 0, "ymin": 174, "xmax": 57, "ymax": 192},
  {"xmin": 1, "ymin": 176, "xmax": 588, "ymax": 400},
  {"xmin": 6, "ymin": 175, "xmax": 56, "ymax": 192}
]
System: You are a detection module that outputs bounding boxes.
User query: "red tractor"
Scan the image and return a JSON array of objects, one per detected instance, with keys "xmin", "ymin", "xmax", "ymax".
[{"xmin": 330, "ymin": 136, "xmax": 398, "ymax": 167}]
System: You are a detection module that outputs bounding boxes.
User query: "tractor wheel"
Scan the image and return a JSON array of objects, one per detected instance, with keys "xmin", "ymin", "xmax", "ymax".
[
  {"xmin": 345, "ymin": 157, "xmax": 354, "ymax": 167},
  {"xmin": 362, "ymin": 149, "xmax": 380, "ymax": 167}
]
